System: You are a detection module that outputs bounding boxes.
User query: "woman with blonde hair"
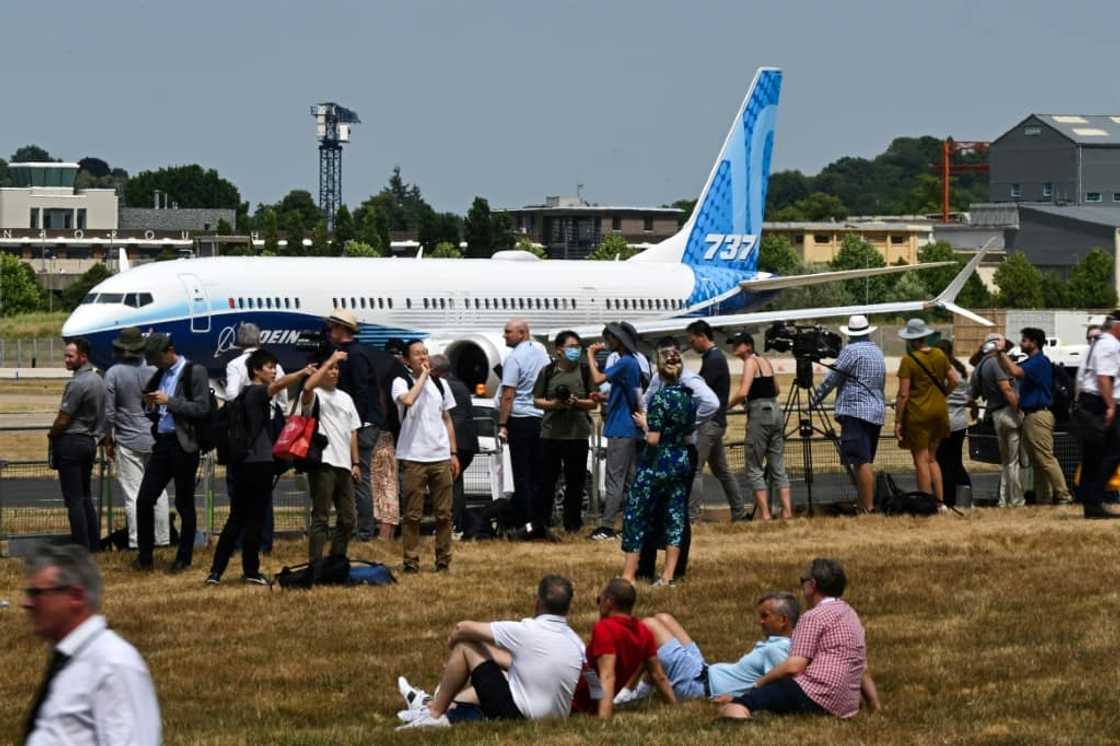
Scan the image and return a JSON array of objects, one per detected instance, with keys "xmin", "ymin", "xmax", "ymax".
[{"xmin": 621, "ymin": 346, "xmax": 696, "ymax": 586}]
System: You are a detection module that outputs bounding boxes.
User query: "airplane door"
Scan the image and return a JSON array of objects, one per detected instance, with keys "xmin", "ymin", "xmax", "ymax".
[
  {"xmin": 451, "ymin": 291, "xmax": 472, "ymax": 326},
  {"xmin": 178, "ymin": 273, "xmax": 211, "ymax": 333}
]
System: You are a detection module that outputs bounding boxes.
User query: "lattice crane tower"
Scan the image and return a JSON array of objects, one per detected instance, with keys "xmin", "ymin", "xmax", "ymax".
[{"xmin": 311, "ymin": 103, "xmax": 360, "ymax": 232}]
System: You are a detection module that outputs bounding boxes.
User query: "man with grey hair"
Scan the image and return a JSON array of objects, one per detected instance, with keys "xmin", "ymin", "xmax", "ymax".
[
  {"xmin": 626, "ymin": 592, "xmax": 796, "ymax": 702},
  {"xmin": 22, "ymin": 544, "xmax": 160, "ymax": 744}
]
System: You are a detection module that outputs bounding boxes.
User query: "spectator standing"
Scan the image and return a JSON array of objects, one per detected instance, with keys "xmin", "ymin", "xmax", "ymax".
[
  {"xmin": 103, "ymin": 328, "xmax": 170, "ymax": 549},
  {"xmin": 223, "ymin": 322, "xmax": 287, "ymax": 552},
  {"xmin": 48, "ymin": 339, "xmax": 104, "ymax": 551},
  {"xmin": 396, "ymin": 575, "xmax": 585, "ymax": 729},
  {"xmin": 998, "ymin": 327, "xmax": 1073, "ymax": 506},
  {"xmin": 207, "ymin": 350, "xmax": 309, "ymax": 585},
  {"xmin": 718, "ymin": 558, "xmax": 880, "ymax": 721},
  {"xmin": 22, "ymin": 544, "xmax": 160, "ymax": 745},
  {"xmin": 636, "ymin": 337, "xmax": 719, "ymax": 583},
  {"xmin": 133, "ymin": 333, "xmax": 212, "ymax": 572},
  {"xmin": 431, "ymin": 354, "xmax": 479, "ymax": 534},
  {"xmin": 497, "ymin": 319, "xmax": 551, "ymax": 539},
  {"xmin": 327, "ymin": 309, "xmax": 385, "ymax": 542},
  {"xmin": 895, "ymin": 319, "xmax": 957, "ymax": 504},
  {"xmin": 393, "ymin": 340, "xmax": 460, "ymax": 572},
  {"xmin": 727, "ymin": 332, "xmax": 791, "ymax": 520},
  {"xmin": 622, "ymin": 346, "xmax": 697, "ymax": 585},
  {"xmin": 685, "ymin": 321, "xmax": 747, "ymax": 522},
  {"xmin": 970, "ymin": 333, "xmax": 1024, "ymax": 507},
  {"xmin": 373, "ymin": 340, "xmax": 411, "ymax": 540},
  {"xmin": 935, "ymin": 340, "xmax": 974, "ymax": 508},
  {"xmin": 1075, "ymin": 311, "xmax": 1120, "ymax": 519},
  {"xmin": 811, "ymin": 315, "xmax": 887, "ymax": 513},
  {"xmin": 587, "ymin": 324, "xmax": 646, "ymax": 540},
  {"xmin": 532, "ymin": 331, "xmax": 596, "ymax": 533},
  {"xmin": 299, "ymin": 350, "xmax": 362, "ymax": 561},
  {"xmin": 570, "ymin": 578, "xmax": 676, "ymax": 718}
]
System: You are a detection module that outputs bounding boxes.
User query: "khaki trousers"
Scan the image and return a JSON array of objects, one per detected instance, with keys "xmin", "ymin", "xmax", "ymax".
[
  {"xmin": 401, "ymin": 460, "xmax": 453, "ymax": 570},
  {"xmin": 1021, "ymin": 409, "xmax": 1072, "ymax": 504}
]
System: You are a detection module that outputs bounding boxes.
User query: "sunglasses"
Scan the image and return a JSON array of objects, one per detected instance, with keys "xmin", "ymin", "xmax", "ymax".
[{"xmin": 23, "ymin": 585, "xmax": 72, "ymax": 599}]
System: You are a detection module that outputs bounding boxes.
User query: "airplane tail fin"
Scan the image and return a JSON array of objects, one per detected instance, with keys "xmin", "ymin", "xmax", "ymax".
[
  {"xmin": 118, "ymin": 248, "xmax": 131, "ymax": 273},
  {"xmin": 631, "ymin": 66, "xmax": 782, "ymax": 275}
]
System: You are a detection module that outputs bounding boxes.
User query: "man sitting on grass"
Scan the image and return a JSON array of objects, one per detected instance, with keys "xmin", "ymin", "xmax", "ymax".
[
  {"xmin": 617, "ymin": 592, "xmax": 797, "ymax": 703},
  {"xmin": 396, "ymin": 575, "xmax": 585, "ymax": 730},
  {"xmin": 717, "ymin": 558, "xmax": 881, "ymax": 721},
  {"xmin": 570, "ymin": 578, "xmax": 677, "ymax": 717}
]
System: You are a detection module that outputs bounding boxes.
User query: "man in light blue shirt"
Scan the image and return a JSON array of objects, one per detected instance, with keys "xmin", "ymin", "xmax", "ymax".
[
  {"xmin": 156, "ymin": 356, "xmax": 187, "ymax": 434},
  {"xmin": 621, "ymin": 592, "xmax": 797, "ymax": 702},
  {"xmin": 498, "ymin": 319, "xmax": 552, "ymax": 539}
]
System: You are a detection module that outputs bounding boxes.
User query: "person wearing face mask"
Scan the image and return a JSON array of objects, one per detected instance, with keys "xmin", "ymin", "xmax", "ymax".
[{"xmin": 532, "ymin": 331, "xmax": 597, "ymax": 533}]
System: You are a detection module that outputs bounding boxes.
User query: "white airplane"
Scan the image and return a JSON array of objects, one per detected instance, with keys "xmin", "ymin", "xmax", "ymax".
[{"xmin": 62, "ymin": 67, "xmax": 989, "ymax": 393}]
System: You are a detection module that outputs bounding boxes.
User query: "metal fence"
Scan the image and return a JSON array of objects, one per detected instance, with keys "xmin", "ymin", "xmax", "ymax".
[{"xmin": 0, "ymin": 338, "xmax": 64, "ymax": 369}]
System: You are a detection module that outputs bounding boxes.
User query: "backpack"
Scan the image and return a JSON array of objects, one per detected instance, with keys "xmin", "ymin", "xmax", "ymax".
[
  {"xmin": 1050, "ymin": 362, "xmax": 1074, "ymax": 423},
  {"xmin": 183, "ymin": 362, "xmax": 220, "ymax": 453},
  {"xmin": 349, "ymin": 560, "xmax": 397, "ymax": 586},
  {"xmin": 395, "ymin": 373, "xmax": 446, "ymax": 432},
  {"xmin": 876, "ymin": 475, "xmax": 940, "ymax": 516},
  {"xmin": 276, "ymin": 555, "xmax": 352, "ymax": 589},
  {"xmin": 214, "ymin": 390, "xmax": 255, "ymax": 466}
]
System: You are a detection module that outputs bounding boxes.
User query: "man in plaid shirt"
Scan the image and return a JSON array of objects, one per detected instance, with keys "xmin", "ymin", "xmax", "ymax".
[
  {"xmin": 718, "ymin": 558, "xmax": 880, "ymax": 721},
  {"xmin": 811, "ymin": 315, "xmax": 886, "ymax": 512}
]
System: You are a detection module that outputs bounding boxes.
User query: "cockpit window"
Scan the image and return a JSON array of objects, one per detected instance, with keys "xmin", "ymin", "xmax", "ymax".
[
  {"xmin": 123, "ymin": 293, "xmax": 138, "ymax": 308},
  {"xmin": 82, "ymin": 293, "xmax": 98, "ymax": 304},
  {"xmin": 91, "ymin": 292, "xmax": 153, "ymax": 307},
  {"xmin": 97, "ymin": 293, "xmax": 124, "ymax": 304}
]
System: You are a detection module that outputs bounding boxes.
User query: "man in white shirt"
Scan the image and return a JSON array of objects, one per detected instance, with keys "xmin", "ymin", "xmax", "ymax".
[
  {"xmin": 301, "ymin": 349, "xmax": 363, "ymax": 561},
  {"xmin": 393, "ymin": 339, "xmax": 460, "ymax": 572},
  {"xmin": 396, "ymin": 575, "xmax": 585, "ymax": 729},
  {"xmin": 22, "ymin": 544, "xmax": 160, "ymax": 745},
  {"xmin": 1076, "ymin": 311, "xmax": 1120, "ymax": 519}
]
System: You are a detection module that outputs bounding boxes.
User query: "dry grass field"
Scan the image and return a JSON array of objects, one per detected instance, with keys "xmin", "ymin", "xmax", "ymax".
[{"xmin": 2, "ymin": 509, "xmax": 1119, "ymax": 745}]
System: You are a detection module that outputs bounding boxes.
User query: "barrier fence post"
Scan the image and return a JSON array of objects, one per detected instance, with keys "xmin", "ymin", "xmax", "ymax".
[{"xmin": 590, "ymin": 420, "xmax": 602, "ymax": 516}]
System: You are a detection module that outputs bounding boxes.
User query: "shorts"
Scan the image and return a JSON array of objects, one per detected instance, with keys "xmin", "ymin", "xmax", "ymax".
[
  {"xmin": 732, "ymin": 677, "xmax": 825, "ymax": 716},
  {"xmin": 657, "ymin": 639, "xmax": 707, "ymax": 700},
  {"xmin": 470, "ymin": 660, "xmax": 524, "ymax": 721},
  {"xmin": 372, "ymin": 432, "xmax": 400, "ymax": 525},
  {"xmin": 838, "ymin": 416, "xmax": 881, "ymax": 466}
]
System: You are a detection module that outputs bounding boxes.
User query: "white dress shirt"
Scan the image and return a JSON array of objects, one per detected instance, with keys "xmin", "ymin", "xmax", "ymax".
[
  {"xmin": 1077, "ymin": 333, "xmax": 1120, "ymax": 402},
  {"xmin": 27, "ymin": 615, "xmax": 161, "ymax": 746},
  {"xmin": 224, "ymin": 347, "xmax": 288, "ymax": 407}
]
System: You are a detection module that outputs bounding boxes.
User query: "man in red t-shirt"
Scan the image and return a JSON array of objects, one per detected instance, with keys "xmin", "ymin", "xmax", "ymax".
[{"xmin": 571, "ymin": 578, "xmax": 676, "ymax": 718}]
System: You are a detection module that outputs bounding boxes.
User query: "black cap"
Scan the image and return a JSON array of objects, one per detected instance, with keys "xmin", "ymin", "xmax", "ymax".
[{"xmin": 144, "ymin": 332, "xmax": 173, "ymax": 355}]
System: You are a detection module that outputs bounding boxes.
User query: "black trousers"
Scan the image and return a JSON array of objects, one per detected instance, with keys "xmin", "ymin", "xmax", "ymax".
[
  {"xmin": 540, "ymin": 438, "xmax": 589, "ymax": 532},
  {"xmin": 137, "ymin": 433, "xmax": 200, "ymax": 566},
  {"xmin": 451, "ymin": 450, "xmax": 477, "ymax": 532},
  {"xmin": 637, "ymin": 444, "xmax": 697, "ymax": 581},
  {"xmin": 54, "ymin": 434, "xmax": 99, "ymax": 551},
  {"xmin": 1078, "ymin": 394, "xmax": 1120, "ymax": 507},
  {"xmin": 936, "ymin": 429, "xmax": 971, "ymax": 507},
  {"xmin": 507, "ymin": 417, "xmax": 548, "ymax": 531},
  {"xmin": 211, "ymin": 462, "xmax": 274, "ymax": 578}
]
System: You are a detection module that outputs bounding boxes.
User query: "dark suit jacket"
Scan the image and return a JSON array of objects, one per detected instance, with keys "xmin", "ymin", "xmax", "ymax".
[
  {"xmin": 145, "ymin": 359, "xmax": 212, "ymax": 453},
  {"xmin": 446, "ymin": 377, "xmax": 479, "ymax": 455}
]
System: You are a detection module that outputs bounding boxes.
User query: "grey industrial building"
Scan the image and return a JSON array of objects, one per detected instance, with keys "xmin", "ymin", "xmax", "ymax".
[{"xmin": 989, "ymin": 114, "xmax": 1120, "ymax": 206}]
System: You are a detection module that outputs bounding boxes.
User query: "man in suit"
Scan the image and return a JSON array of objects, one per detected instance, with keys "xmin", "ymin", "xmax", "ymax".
[
  {"xmin": 132, "ymin": 333, "xmax": 212, "ymax": 573},
  {"xmin": 431, "ymin": 354, "xmax": 479, "ymax": 533}
]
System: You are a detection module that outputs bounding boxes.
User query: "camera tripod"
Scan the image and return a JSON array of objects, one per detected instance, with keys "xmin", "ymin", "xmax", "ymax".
[{"xmin": 778, "ymin": 357, "xmax": 855, "ymax": 516}]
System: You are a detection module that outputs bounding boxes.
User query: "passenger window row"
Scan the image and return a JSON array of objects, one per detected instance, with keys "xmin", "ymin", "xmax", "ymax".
[{"xmin": 232, "ymin": 297, "xmax": 302, "ymax": 310}]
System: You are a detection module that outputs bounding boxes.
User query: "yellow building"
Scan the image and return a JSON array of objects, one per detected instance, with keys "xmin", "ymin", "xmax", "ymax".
[{"xmin": 763, "ymin": 220, "xmax": 935, "ymax": 265}]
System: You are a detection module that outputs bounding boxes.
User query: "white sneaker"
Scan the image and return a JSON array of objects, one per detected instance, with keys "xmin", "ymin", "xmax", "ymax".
[
  {"xmin": 632, "ymin": 680, "xmax": 654, "ymax": 701},
  {"xmin": 397, "ymin": 709, "xmax": 426, "ymax": 723},
  {"xmin": 395, "ymin": 710, "xmax": 450, "ymax": 730},
  {"xmin": 397, "ymin": 676, "xmax": 431, "ymax": 711}
]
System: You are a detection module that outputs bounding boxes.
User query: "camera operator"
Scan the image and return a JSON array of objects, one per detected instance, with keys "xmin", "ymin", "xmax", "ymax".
[
  {"xmin": 809, "ymin": 315, "xmax": 886, "ymax": 513},
  {"xmin": 533, "ymin": 331, "xmax": 597, "ymax": 533},
  {"xmin": 969, "ymin": 333, "xmax": 1023, "ymax": 508}
]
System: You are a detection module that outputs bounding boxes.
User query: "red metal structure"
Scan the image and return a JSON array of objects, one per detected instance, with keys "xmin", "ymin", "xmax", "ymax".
[{"xmin": 939, "ymin": 139, "xmax": 990, "ymax": 223}]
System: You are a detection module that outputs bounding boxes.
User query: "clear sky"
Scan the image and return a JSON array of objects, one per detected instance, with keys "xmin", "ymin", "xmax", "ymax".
[{"xmin": 3, "ymin": 1, "xmax": 1118, "ymax": 214}]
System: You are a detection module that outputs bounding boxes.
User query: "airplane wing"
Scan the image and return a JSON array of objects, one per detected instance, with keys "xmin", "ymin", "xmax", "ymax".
[
  {"xmin": 738, "ymin": 261, "xmax": 955, "ymax": 293},
  {"xmin": 546, "ymin": 246, "xmax": 993, "ymax": 343}
]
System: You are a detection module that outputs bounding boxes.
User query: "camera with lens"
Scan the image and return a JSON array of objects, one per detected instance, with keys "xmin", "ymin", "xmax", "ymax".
[
  {"xmin": 553, "ymin": 383, "xmax": 573, "ymax": 402},
  {"xmin": 294, "ymin": 327, "xmax": 333, "ymax": 361},
  {"xmin": 764, "ymin": 322, "xmax": 842, "ymax": 361}
]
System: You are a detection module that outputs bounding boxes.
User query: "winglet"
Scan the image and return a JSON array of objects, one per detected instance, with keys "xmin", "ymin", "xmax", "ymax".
[
  {"xmin": 924, "ymin": 241, "xmax": 994, "ymax": 326},
  {"xmin": 118, "ymin": 247, "xmax": 131, "ymax": 273}
]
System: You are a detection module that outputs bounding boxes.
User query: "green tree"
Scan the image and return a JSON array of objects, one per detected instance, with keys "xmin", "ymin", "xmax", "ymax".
[
  {"xmin": 514, "ymin": 236, "xmax": 547, "ymax": 259},
  {"xmin": 10, "ymin": 145, "xmax": 53, "ymax": 163},
  {"xmin": 772, "ymin": 192, "xmax": 848, "ymax": 222},
  {"xmin": 757, "ymin": 235, "xmax": 801, "ymax": 275},
  {"xmin": 0, "ymin": 255, "xmax": 46, "ymax": 315},
  {"xmin": 309, "ymin": 220, "xmax": 331, "ymax": 256},
  {"xmin": 259, "ymin": 208, "xmax": 279, "ymax": 256},
  {"xmin": 670, "ymin": 198, "xmax": 696, "ymax": 224},
  {"xmin": 883, "ymin": 265, "xmax": 928, "ymax": 302},
  {"xmin": 830, "ymin": 234, "xmax": 888, "ymax": 303},
  {"xmin": 588, "ymin": 233, "xmax": 637, "ymax": 261},
  {"xmin": 124, "ymin": 164, "xmax": 241, "ymax": 209},
  {"xmin": 0, "ymin": 158, "xmax": 9, "ymax": 187},
  {"xmin": 77, "ymin": 157, "xmax": 111, "ymax": 178},
  {"xmin": 429, "ymin": 241, "xmax": 463, "ymax": 258},
  {"xmin": 464, "ymin": 197, "xmax": 496, "ymax": 258},
  {"xmin": 765, "ymin": 170, "xmax": 812, "ymax": 214},
  {"xmin": 1066, "ymin": 248, "xmax": 1118, "ymax": 308},
  {"xmin": 283, "ymin": 213, "xmax": 306, "ymax": 256},
  {"xmin": 333, "ymin": 205, "xmax": 355, "ymax": 247},
  {"xmin": 275, "ymin": 190, "xmax": 322, "ymax": 229},
  {"xmin": 916, "ymin": 241, "xmax": 991, "ymax": 308},
  {"xmin": 1041, "ymin": 272, "xmax": 1069, "ymax": 308},
  {"xmin": 59, "ymin": 263, "xmax": 112, "ymax": 311},
  {"xmin": 993, "ymin": 252, "xmax": 1045, "ymax": 308},
  {"xmin": 215, "ymin": 218, "xmax": 233, "ymax": 235},
  {"xmin": 343, "ymin": 240, "xmax": 382, "ymax": 257}
]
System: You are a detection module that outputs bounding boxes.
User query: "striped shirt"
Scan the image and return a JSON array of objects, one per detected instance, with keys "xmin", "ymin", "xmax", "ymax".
[
  {"xmin": 791, "ymin": 598, "xmax": 867, "ymax": 718},
  {"xmin": 812, "ymin": 340, "xmax": 886, "ymax": 425}
]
